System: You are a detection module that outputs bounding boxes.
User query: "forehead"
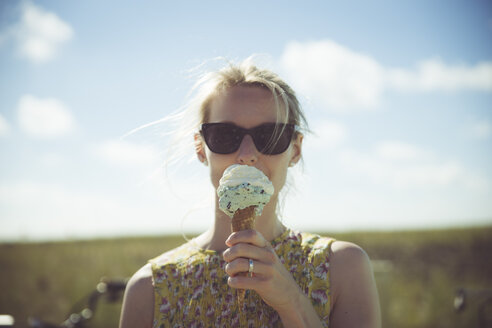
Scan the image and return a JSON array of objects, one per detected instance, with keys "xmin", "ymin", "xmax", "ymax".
[{"xmin": 208, "ymin": 85, "xmax": 287, "ymax": 127}]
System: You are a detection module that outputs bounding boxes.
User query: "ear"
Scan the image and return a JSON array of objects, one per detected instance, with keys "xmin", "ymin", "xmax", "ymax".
[
  {"xmin": 194, "ymin": 133, "xmax": 207, "ymax": 165},
  {"xmin": 289, "ymin": 133, "xmax": 303, "ymax": 166}
]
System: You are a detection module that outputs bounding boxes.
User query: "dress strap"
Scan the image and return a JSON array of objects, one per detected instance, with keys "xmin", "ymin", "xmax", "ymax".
[{"xmin": 327, "ymin": 238, "xmax": 336, "ymax": 254}]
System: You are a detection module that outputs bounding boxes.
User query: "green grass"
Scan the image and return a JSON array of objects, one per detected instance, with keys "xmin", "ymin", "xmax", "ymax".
[{"xmin": 1, "ymin": 227, "xmax": 491, "ymax": 328}]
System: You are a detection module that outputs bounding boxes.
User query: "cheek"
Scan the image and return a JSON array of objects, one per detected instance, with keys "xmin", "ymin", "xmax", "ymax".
[
  {"xmin": 207, "ymin": 152, "xmax": 234, "ymax": 189},
  {"xmin": 264, "ymin": 159, "xmax": 290, "ymax": 195},
  {"xmin": 210, "ymin": 169, "xmax": 222, "ymax": 189},
  {"xmin": 270, "ymin": 167, "xmax": 288, "ymax": 195},
  {"xmin": 271, "ymin": 146, "xmax": 296, "ymax": 193}
]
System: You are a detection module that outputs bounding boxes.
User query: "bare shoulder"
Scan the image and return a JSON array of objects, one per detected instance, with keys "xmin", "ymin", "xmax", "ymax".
[
  {"xmin": 329, "ymin": 241, "xmax": 381, "ymax": 328},
  {"xmin": 119, "ymin": 263, "xmax": 154, "ymax": 328},
  {"xmin": 330, "ymin": 241, "xmax": 373, "ymax": 290},
  {"xmin": 128, "ymin": 262, "xmax": 154, "ymax": 294},
  {"xmin": 330, "ymin": 240, "xmax": 371, "ymax": 268}
]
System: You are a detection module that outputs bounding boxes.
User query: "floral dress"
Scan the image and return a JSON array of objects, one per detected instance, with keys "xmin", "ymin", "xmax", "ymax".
[{"xmin": 149, "ymin": 228, "xmax": 335, "ymax": 328}]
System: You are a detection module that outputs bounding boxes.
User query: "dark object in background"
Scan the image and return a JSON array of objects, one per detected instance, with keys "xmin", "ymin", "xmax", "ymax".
[
  {"xmin": 455, "ymin": 288, "xmax": 492, "ymax": 328},
  {"xmin": 27, "ymin": 278, "xmax": 127, "ymax": 328}
]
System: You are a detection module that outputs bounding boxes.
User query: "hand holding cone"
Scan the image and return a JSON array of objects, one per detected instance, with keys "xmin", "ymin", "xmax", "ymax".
[
  {"xmin": 217, "ymin": 165, "xmax": 274, "ymax": 305},
  {"xmin": 231, "ymin": 205, "xmax": 257, "ymax": 303}
]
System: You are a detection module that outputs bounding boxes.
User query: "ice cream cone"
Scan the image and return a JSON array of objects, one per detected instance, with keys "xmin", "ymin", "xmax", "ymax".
[
  {"xmin": 217, "ymin": 165, "xmax": 274, "ymax": 308},
  {"xmin": 231, "ymin": 205, "xmax": 256, "ymax": 304},
  {"xmin": 231, "ymin": 206, "xmax": 256, "ymax": 232}
]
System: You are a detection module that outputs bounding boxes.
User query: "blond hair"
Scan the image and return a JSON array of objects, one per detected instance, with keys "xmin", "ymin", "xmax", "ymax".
[
  {"xmin": 196, "ymin": 58, "xmax": 308, "ymax": 131},
  {"xmin": 124, "ymin": 57, "xmax": 309, "ymax": 168}
]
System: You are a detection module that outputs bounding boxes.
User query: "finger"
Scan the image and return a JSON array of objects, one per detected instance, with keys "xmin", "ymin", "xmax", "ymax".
[
  {"xmin": 222, "ymin": 243, "xmax": 276, "ymax": 263},
  {"xmin": 225, "ymin": 229, "xmax": 270, "ymax": 248},
  {"xmin": 227, "ymin": 274, "xmax": 265, "ymax": 290},
  {"xmin": 224, "ymin": 258, "xmax": 272, "ymax": 277}
]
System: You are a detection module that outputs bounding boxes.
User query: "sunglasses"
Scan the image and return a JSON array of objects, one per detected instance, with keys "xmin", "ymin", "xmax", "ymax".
[{"xmin": 200, "ymin": 122, "xmax": 296, "ymax": 155}]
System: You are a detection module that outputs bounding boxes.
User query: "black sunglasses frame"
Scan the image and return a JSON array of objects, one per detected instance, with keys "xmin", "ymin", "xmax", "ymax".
[{"xmin": 200, "ymin": 122, "xmax": 297, "ymax": 155}]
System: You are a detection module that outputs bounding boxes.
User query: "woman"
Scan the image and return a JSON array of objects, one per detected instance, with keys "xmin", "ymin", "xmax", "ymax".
[{"xmin": 119, "ymin": 59, "xmax": 381, "ymax": 328}]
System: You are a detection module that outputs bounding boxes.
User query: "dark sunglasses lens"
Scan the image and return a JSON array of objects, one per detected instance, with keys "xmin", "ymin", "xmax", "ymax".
[
  {"xmin": 254, "ymin": 124, "xmax": 294, "ymax": 155},
  {"xmin": 202, "ymin": 123, "xmax": 295, "ymax": 155},
  {"xmin": 202, "ymin": 124, "xmax": 242, "ymax": 154}
]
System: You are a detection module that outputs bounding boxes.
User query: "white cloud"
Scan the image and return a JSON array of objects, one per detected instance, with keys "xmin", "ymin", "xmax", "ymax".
[
  {"xmin": 0, "ymin": 114, "xmax": 11, "ymax": 136},
  {"xmin": 285, "ymin": 183, "xmax": 492, "ymax": 232},
  {"xmin": 39, "ymin": 152, "xmax": 65, "ymax": 167},
  {"xmin": 280, "ymin": 40, "xmax": 384, "ymax": 110},
  {"xmin": 306, "ymin": 119, "xmax": 348, "ymax": 150},
  {"xmin": 375, "ymin": 141, "xmax": 429, "ymax": 162},
  {"xmin": 18, "ymin": 94, "xmax": 75, "ymax": 138},
  {"xmin": 338, "ymin": 141, "xmax": 486, "ymax": 189},
  {"xmin": 0, "ymin": 181, "xmax": 144, "ymax": 240},
  {"xmin": 469, "ymin": 120, "xmax": 491, "ymax": 139},
  {"xmin": 0, "ymin": 179, "xmax": 213, "ymax": 241},
  {"xmin": 386, "ymin": 59, "xmax": 492, "ymax": 92},
  {"xmin": 1, "ymin": 2, "xmax": 73, "ymax": 63},
  {"xmin": 280, "ymin": 40, "xmax": 492, "ymax": 111},
  {"xmin": 95, "ymin": 139, "xmax": 161, "ymax": 167}
]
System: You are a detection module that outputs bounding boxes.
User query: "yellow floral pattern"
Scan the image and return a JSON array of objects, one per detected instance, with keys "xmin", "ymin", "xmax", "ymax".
[{"xmin": 149, "ymin": 229, "xmax": 335, "ymax": 328}]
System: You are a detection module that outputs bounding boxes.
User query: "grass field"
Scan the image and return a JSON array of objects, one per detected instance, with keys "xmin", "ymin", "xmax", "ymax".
[{"xmin": 1, "ymin": 226, "xmax": 492, "ymax": 328}]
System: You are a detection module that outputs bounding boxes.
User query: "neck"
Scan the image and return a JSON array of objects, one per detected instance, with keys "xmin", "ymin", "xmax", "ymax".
[{"xmin": 194, "ymin": 197, "xmax": 285, "ymax": 253}]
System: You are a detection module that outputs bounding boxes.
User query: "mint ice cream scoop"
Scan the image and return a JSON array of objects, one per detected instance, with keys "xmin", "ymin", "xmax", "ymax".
[{"xmin": 217, "ymin": 164, "xmax": 274, "ymax": 218}]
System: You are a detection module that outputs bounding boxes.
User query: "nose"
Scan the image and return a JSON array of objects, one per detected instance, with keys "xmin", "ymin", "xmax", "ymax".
[{"xmin": 236, "ymin": 134, "xmax": 258, "ymax": 165}]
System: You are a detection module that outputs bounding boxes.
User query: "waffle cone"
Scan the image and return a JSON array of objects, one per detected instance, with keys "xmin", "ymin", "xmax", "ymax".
[
  {"xmin": 231, "ymin": 206, "xmax": 256, "ymax": 232},
  {"xmin": 231, "ymin": 205, "xmax": 256, "ymax": 304}
]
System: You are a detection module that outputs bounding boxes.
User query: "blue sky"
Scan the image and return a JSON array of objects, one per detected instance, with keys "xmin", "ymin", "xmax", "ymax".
[{"xmin": 0, "ymin": 1, "xmax": 491, "ymax": 241}]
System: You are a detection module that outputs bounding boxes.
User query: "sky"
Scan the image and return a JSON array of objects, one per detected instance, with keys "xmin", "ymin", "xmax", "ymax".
[{"xmin": 0, "ymin": 0, "xmax": 491, "ymax": 241}]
